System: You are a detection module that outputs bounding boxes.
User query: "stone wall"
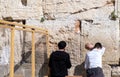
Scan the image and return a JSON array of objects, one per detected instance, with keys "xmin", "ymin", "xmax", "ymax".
[
  {"xmin": 0, "ymin": 0, "xmax": 120, "ymax": 77},
  {"xmin": 0, "ymin": 0, "xmax": 43, "ymax": 19},
  {"xmin": 118, "ymin": 0, "xmax": 120, "ymax": 17}
]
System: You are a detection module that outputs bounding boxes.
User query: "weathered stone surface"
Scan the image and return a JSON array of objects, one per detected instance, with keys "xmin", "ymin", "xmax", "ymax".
[
  {"xmin": 81, "ymin": 20, "xmax": 119, "ymax": 64},
  {"xmin": 0, "ymin": 65, "xmax": 9, "ymax": 77},
  {"xmin": 118, "ymin": 0, "xmax": 120, "ymax": 18},
  {"xmin": 26, "ymin": 17, "xmax": 119, "ymax": 77},
  {"xmin": 43, "ymin": 0, "xmax": 112, "ymax": 19},
  {"xmin": 0, "ymin": 64, "xmax": 48, "ymax": 77},
  {"xmin": 0, "ymin": 0, "xmax": 120, "ymax": 77},
  {"xmin": 0, "ymin": 0, "xmax": 43, "ymax": 19},
  {"xmin": 103, "ymin": 64, "xmax": 112, "ymax": 77},
  {"xmin": 112, "ymin": 66, "xmax": 120, "ymax": 77}
]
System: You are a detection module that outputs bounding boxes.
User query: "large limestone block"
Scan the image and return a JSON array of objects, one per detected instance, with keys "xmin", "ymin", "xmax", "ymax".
[
  {"xmin": 0, "ymin": 0, "xmax": 43, "ymax": 19},
  {"xmin": 44, "ymin": 0, "xmax": 111, "ymax": 12},
  {"xmin": 43, "ymin": 0, "xmax": 112, "ymax": 19},
  {"xmin": 0, "ymin": 65, "xmax": 9, "ymax": 77},
  {"xmin": 103, "ymin": 64, "xmax": 111, "ymax": 77},
  {"xmin": 0, "ymin": 28, "xmax": 23, "ymax": 64},
  {"xmin": 112, "ymin": 66, "xmax": 120, "ymax": 77},
  {"xmin": 66, "ymin": 4, "xmax": 114, "ymax": 21}
]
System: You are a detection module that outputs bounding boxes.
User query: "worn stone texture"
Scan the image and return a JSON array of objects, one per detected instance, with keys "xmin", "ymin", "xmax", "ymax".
[
  {"xmin": 103, "ymin": 64, "xmax": 112, "ymax": 77},
  {"xmin": 0, "ymin": 0, "xmax": 43, "ymax": 19},
  {"xmin": 118, "ymin": 0, "xmax": 120, "ymax": 18},
  {"xmin": 0, "ymin": 0, "xmax": 120, "ymax": 77},
  {"xmin": 0, "ymin": 65, "xmax": 9, "ymax": 77},
  {"xmin": 0, "ymin": 64, "xmax": 48, "ymax": 77},
  {"xmin": 43, "ymin": 0, "xmax": 112, "ymax": 19},
  {"xmin": 27, "ymin": 4, "xmax": 119, "ymax": 64},
  {"xmin": 81, "ymin": 20, "xmax": 119, "ymax": 64},
  {"xmin": 112, "ymin": 66, "xmax": 120, "ymax": 77}
]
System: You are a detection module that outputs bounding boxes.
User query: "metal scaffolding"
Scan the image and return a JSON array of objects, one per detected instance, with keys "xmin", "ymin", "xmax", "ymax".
[{"xmin": 0, "ymin": 20, "xmax": 50, "ymax": 77}]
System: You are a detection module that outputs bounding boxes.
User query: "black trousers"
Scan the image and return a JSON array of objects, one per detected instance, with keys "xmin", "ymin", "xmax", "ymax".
[
  {"xmin": 86, "ymin": 67, "xmax": 104, "ymax": 77},
  {"xmin": 50, "ymin": 76, "xmax": 65, "ymax": 77},
  {"xmin": 50, "ymin": 75, "xmax": 65, "ymax": 77}
]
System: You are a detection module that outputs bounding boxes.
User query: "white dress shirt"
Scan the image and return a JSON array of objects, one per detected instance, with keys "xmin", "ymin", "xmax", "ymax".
[{"xmin": 84, "ymin": 47, "xmax": 105, "ymax": 69}]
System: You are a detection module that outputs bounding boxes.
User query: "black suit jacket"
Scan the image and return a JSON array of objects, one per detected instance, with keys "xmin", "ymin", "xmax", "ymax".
[{"xmin": 48, "ymin": 51, "xmax": 71, "ymax": 77}]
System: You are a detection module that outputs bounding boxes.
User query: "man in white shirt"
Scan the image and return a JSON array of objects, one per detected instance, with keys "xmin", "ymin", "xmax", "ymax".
[{"xmin": 84, "ymin": 42, "xmax": 105, "ymax": 77}]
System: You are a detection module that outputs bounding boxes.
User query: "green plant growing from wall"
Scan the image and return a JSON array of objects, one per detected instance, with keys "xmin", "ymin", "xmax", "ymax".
[
  {"xmin": 109, "ymin": 11, "xmax": 118, "ymax": 20},
  {"xmin": 40, "ymin": 17, "xmax": 45, "ymax": 22}
]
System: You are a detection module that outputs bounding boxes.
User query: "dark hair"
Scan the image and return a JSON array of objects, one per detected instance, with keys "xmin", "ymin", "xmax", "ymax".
[
  {"xmin": 94, "ymin": 42, "xmax": 102, "ymax": 49},
  {"xmin": 58, "ymin": 41, "xmax": 67, "ymax": 49}
]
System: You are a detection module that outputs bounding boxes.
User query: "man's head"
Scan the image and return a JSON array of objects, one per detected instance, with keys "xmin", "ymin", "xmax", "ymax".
[
  {"xmin": 58, "ymin": 41, "xmax": 67, "ymax": 49},
  {"xmin": 94, "ymin": 42, "xmax": 102, "ymax": 49},
  {"xmin": 85, "ymin": 43, "xmax": 94, "ymax": 50}
]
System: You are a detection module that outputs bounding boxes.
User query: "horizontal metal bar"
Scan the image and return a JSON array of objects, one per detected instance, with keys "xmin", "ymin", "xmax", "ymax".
[
  {"xmin": 0, "ymin": 20, "xmax": 48, "ymax": 32},
  {"xmin": 0, "ymin": 25, "xmax": 48, "ymax": 34},
  {"xmin": 0, "ymin": 24, "xmax": 13, "ymax": 29}
]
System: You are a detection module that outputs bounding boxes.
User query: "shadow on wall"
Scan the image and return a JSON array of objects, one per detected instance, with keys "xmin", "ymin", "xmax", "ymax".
[
  {"xmin": 12, "ymin": 37, "xmax": 48, "ymax": 77},
  {"xmin": 14, "ymin": 50, "xmax": 48, "ymax": 77},
  {"xmin": 38, "ymin": 53, "xmax": 48, "ymax": 77},
  {"xmin": 74, "ymin": 62, "xmax": 86, "ymax": 77},
  {"xmin": 3, "ymin": 50, "xmax": 32, "ymax": 77}
]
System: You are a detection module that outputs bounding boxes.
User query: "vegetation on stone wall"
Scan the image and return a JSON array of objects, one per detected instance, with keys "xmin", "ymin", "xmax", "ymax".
[
  {"xmin": 40, "ymin": 17, "xmax": 45, "ymax": 22},
  {"xmin": 109, "ymin": 11, "xmax": 118, "ymax": 20}
]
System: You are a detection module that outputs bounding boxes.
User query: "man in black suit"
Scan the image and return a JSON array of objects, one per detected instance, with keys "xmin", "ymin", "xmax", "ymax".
[{"xmin": 49, "ymin": 41, "xmax": 71, "ymax": 77}]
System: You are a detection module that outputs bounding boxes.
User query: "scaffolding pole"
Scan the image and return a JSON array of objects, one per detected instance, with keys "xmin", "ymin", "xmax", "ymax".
[
  {"xmin": 32, "ymin": 31, "xmax": 35, "ymax": 77},
  {"xmin": 10, "ymin": 28, "xmax": 15, "ymax": 77}
]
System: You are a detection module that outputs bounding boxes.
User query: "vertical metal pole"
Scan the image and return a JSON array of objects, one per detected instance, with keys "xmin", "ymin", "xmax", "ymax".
[
  {"xmin": 10, "ymin": 28, "xmax": 15, "ymax": 77},
  {"xmin": 32, "ymin": 31, "xmax": 35, "ymax": 77},
  {"xmin": 46, "ymin": 31, "xmax": 50, "ymax": 77}
]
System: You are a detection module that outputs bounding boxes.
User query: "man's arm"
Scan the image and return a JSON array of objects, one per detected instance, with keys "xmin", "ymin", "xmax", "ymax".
[
  {"xmin": 84, "ymin": 54, "xmax": 89, "ymax": 69},
  {"xmin": 66, "ymin": 54, "xmax": 72, "ymax": 68},
  {"xmin": 101, "ymin": 47, "xmax": 105, "ymax": 55}
]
